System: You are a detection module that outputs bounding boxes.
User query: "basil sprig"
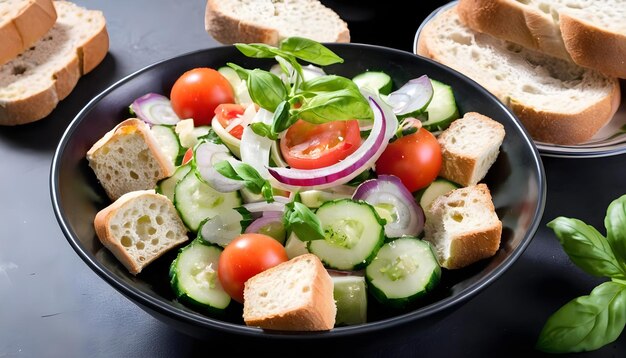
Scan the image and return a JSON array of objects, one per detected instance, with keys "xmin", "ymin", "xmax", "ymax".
[
  {"xmin": 536, "ymin": 194, "xmax": 626, "ymax": 353},
  {"xmin": 214, "ymin": 160, "xmax": 274, "ymax": 202},
  {"xmin": 283, "ymin": 195, "xmax": 325, "ymax": 242},
  {"xmin": 229, "ymin": 37, "xmax": 374, "ymax": 139}
]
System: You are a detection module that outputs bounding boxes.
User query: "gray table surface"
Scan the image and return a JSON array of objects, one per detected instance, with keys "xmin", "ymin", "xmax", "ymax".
[{"xmin": 1, "ymin": 1, "xmax": 625, "ymax": 357}]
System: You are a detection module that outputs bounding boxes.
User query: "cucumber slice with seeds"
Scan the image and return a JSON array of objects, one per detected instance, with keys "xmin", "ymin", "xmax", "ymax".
[
  {"xmin": 421, "ymin": 79, "xmax": 459, "ymax": 132},
  {"xmin": 353, "ymin": 71, "xmax": 393, "ymax": 95},
  {"xmin": 156, "ymin": 164, "xmax": 192, "ymax": 202}
]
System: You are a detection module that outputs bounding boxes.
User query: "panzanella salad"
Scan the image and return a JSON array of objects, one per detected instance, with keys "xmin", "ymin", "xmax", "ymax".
[{"xmin": 90, "ymin": 37, "xmax": 495, "ymax": 329}]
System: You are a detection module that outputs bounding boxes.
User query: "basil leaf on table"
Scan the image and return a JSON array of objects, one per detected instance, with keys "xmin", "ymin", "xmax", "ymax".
[
  {"xmin": 279, "ymin": 37, "xmax": 344, "ymax": 66},
  {"xmin": 537, "ymin": 194, "xmax": 626, "ymax": 353},
  {"xmin": 283, "ymin": 201, "xmax": 325, "ymax": 242},
  {"xmin": 536, "ymin": 281, "xmax": 626, "ymax": 353},
  {"xmin": 547, "ymin": 217, "xmax": 626, "ymax": 279}
]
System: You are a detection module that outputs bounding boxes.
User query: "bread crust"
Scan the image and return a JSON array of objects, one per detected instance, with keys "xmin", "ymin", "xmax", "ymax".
[
  {"xmin": 0, "ymin": 1, "xmax": 109, "ymax": 126},
  {"xmin": 243, "ymin": 254, "xmax": 336, "ymax": 331},
  {"xmin": 560, "ymin": 13, "xmax": 626, "ymax": 79},
  {"xmin": 204, "ymin": 0, "xmax": 350, "ymax": 46},
  {"xmin": 0, "ymin": 0, "xmax": 57, "ymax": 66},
  {"xmin": 457, "ymin": 0, "xmax": 626, "ymax": 79},
  {"xmin": 445, "ymin": 223, "xmax": 502, "ymax": 269}
]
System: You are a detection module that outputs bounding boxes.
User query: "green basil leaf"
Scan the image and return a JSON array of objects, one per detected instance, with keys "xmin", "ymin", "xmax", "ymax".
[
  {"xmin": 300, "ymin": 75, "xmax": 359, "ymax": 93},
  {"xmin": 250, "ymin": 122, "xmax": 277, "ymax": 140},
  {"xmin": 274, "ymin": 54, "xmax": 303, "ymax": 86},
  {"xmin": 283, "ymin": 201, "xmax": 325, "ymax": 241},
  {"xmin": 197, "ymin": 127, "xmax": 223, "ymax": 145},
  {"xmin": 279, "ymin": 37, "xmax": 344, "ymax": 66},
  {"xmin": 234, "ymin": 43, "xmax": 276, "ymax": 58},
  {"xmin": 214, "ymin": 160, "xmax": 273, "ymax": 201},
  {"xmin": 214, "ymin": 160, "xmax": 238, "ymax": 180},
  {"xmin": 536, "ymin": 281, "xmax": 626, "ymax": 353},
  {"xmin": 295, "ymin": 88, "xmax": 374, "ymax": 124},
  {"xmin": 247, "ymin": 69, "xmax": 287, "ymax": 112},
  {"xmin": 605, "ymin": 194, "xmax": 626, "ymax": 264},
  {"xmin": 548, "ymin": 217, "xmax": 626, "ymax": 279},
  {"xmin": 226, "ymin": 62, "xmax": 249, "ymax": 80},
  {"xmin": 271, "ymin": 101, "xmax": 292, "ymax": 134}
]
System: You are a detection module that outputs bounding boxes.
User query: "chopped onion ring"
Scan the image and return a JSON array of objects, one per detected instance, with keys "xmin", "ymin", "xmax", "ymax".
[
  {"xmin": 130, "ymin": 93, "xmax": 181, "ymax": 125},
  {"xmin": 194, "ymin": 141, "xmax": 244, "ymax": 193},
  {"xmin": 385, "ymin": 75, "xmax": 433, "ymax": 115}
]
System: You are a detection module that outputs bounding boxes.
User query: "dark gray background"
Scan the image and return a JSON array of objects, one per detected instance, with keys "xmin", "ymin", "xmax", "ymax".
[{"xmin": 1, "ymin": 1, "xmax": 624, "ymax": 357}]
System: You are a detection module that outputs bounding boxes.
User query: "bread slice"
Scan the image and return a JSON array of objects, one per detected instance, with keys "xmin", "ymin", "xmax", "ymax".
[
  {"xmin": 0, "ymin": 0, "xmax": 57, "ymax": 66},
  {"xmin": 437, "ymin": 112, "xmax": 505, "ymax": 187},
  {"xmin": 94, "ymin": 190, "xmax": 189, "ymax": 275},
  {"xmin": 243, "ymin": 253, "xmax": 336, "ymax": 331},
  {"xmin": 457, "ymin": 0, "xmax": 626, "ymax": 79},
  {"xmin": 416, "ymin": 5, "xmax": 621, "ymax": 145},
  {"xmin": 87, "ymin": 118, "xmax": 175, "ymax": 201},
  {"xmin": 204, "ymin": 0, "xmax": 350, "ymax": 46},
  {"xmin": 0, "ymin": 1, "xmax": 109, "ymax": 125},
  {"xmin": 423, "ymin": 183, "xmax": 502, "ymax": 270}
]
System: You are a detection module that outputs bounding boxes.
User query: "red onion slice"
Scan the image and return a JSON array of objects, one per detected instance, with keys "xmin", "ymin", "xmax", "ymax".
[
  {"xmin": 267, "ymin": 95, "xmax": 397, "ymax": 190},
  {"xmin": 195, "ymin": 141, "xmax": 244, "ymax": 192},
  {"xmin": 385, "ymin": 75, "xmax": 433, "ymax": 116},
  {"xmin": 130, "ymin": 93, "xmax": 181, "ymax": 125},
  {"xmin": 352, "ymin": 174, "xmax": 425, "ymax": 238}
]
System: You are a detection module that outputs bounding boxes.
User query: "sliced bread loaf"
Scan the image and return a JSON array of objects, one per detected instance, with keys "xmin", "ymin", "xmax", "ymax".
[
  {"xmin": 243, "ymin": 253, "xmax": 336, "ymax": 331},
  {"xmin": 87, "ymin": 118, "xmax": 175, "ymax": 201},
  {"xmin": 423, "ymin": 183, "xmax": 502, "ymax": 270},
  {"xmin": 416, "ymin": 5, "xmax": 621, "ymax": 145},
  {"xmin": 204, "ymin": 0, "xmax": 350, "ymax": 46},
  {"xmin": 457, "ymin": 0, "xmax": 626, "ymax": 79},
  {"xmin": 0, "ymin": 0, "xmax": 108, "ymax": 125},
  {"xmin": 0, "ymin": 0, "xmax": 57, "ymax": 66},
  {"xmin": 94, "ymin": 189, "xmax": 189, "ymax": 275},
  {"xmin": 437, "ymin": 112, "xmax": 505, "ymax": 187}
]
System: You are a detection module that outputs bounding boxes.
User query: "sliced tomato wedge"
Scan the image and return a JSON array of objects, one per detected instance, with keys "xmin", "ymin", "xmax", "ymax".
[
  {"xmin": 279, "ymin": 119, "xmax": 362, "ymax": 170},
  {"xmin": 215, "ymin": 103, "xmax": 245, "ymax": 139}
]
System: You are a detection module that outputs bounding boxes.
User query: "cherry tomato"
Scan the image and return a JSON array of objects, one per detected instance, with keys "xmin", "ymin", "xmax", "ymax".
[
  {"xmin": 215, "ymin": 103, "xmax": 245, "ymax": 139},
  {"xmin": 181, "ymin": 147, "xmax": 193, "ymax": 165},
  {"xmin": 218, "ymin": 233, "xmax": 288, "ymax": 303},
  {"xmin": 170, "ymin": 67, "xmax": 234, "ymax": 126},
  {"xmin": 375, "ymin": 127, "xmax": 442, "ymax": 192},
  {"xmin": 280, "ymin": 119, "xmax": 361, "ymax": 170}
]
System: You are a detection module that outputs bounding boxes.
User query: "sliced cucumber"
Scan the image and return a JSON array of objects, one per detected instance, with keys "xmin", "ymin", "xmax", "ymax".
[
  {"xmin": 416, "ymin": 178, "xmax": 459, "ymax": 211},
  {"xmin": 151, "ymin": 125, "xmax": 184, "ymax": 167},
  {"xmin": 421, "ymin": 79, "xmax": 459, "ymax": 132},
  {"xmin": 218, "ymin": 66, "xmax": 252, "ymax": 104},
  {"xmin": 284, "ymin": 232, "xmax": 309, "ymax": 259},
  {"xmin": 299, "ymin": 189, "xmax": 353, "ymax": 209},
  {"xmin": 174, "ymin": 170, "xmax": 241, "ymax": 232},
  {"xmin": 169, "ymin": 239, "xmax": 231, "ymax": 312},
  {"xmin": 156, "ymin": 164, "xmax": 192, "ymax": 201},
  {"xmin": 198, "ymin": 207, "xmax": 252, "ymax": 247},
  {"xmin": 352, "ymin": 71, "xmax": 393, "ymax": 95},
  {"xmin": 332, "ymin": 275, "xmax": 368, "ymax": 326},
  {"xmin": 365, "ymin": 236, "xmax": 441, "ymax": 308},
  {"xmin": 308, "ymin": 199, "xmax": 385, "ymax": 270}
]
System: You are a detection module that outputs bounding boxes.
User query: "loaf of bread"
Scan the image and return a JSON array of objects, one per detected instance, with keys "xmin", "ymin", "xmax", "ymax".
[
  {"xmin": 457, "ymin": 0, "xmax": 626, "ymax": 79},
  {"xmin": 87, "ymin": 118, "xmax": 175, "ymax": 201},
  {"xmin": 437, "ymin": 112, "xmax": 505, "ymax": 187},
  {"xmin": 423, "ymin": 183, "xmax": 502, "ymax": 269},
  {"xmin": 204, "ymin": 0, "xmax": 350, "ymax": 46},
  {"xmin": 94, "ymin": 190, "xmax": 189, "ymax": 275},
  {"xmin": 0, "ymin": 0, "xmax": 108, "ymax": 125},
  {"xmin": 243, "ymin": 253, "xmax": 336, "ymax": 331},
  {"xmin": 0, "ymin": 0, "xmax": 57, "ymax": 66},
  {"xmin": 416, "ymin": 4, "xmax": 621, "ymax": 145}
]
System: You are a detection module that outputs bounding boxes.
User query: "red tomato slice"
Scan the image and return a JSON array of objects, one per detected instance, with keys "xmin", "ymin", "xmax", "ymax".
[
  {"xmin": 279, "ymin": 119, "xmax": 362, "ymax": 170},
  {"xmin": 217, "ymin": 233, "xmax": 288, "ymax": 303},
  {"xmin": 375, "ymin": 127, "xmax": 442, "ymax": 192},
  {"xmin": 170, "ymin": 67, "xmax": 234, "ymax": 127},
  {"xmin": 215, "ymin": 103, "xmax": 245, "ymax": 140},
  {"xmin": 181, "ymin": 147, "xmax": 193, "ymax": 165}
]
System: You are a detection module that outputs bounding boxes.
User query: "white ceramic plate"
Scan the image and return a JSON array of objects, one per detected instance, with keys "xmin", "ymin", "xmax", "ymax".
[{"xmin": 413, "ymin": 1, "xmax": 626, "ymax": 158}]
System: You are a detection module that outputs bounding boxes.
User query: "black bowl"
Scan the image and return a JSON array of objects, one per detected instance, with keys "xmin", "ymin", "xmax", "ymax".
[{"xmin": 50, "ymin": 43, "xmax": 546, "ymax": 340}]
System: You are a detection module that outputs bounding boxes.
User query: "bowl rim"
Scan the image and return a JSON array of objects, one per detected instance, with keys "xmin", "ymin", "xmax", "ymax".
[{"xmin": 50, "ymin": 42, "xmax": 546, "ymax": 339}]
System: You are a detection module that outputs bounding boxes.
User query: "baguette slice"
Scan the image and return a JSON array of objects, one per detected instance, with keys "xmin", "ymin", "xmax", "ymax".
[
  {"xmin": 94, "ymin": 190, "xmax": 189, "ymax": 275},
  {"xmin": 416, "ymin": 5, "xmax": 621, "ymax": 145},
  {"xmin": 243, "ymin": 253, "xmax": 336, "ymax": 331},
  {"xmin": 204, "ymin": 0, "xmax": 350, "ymax": 46},
  {"xmin": 423, "ymin": 184, "xmax": 502, "ymax": 270},
  {"xmin": 437, "ymin": 112, "xmax": 505, "ymax": 187},
  {"xmin": 0, "ymin": 0, "xmax": 109, "ymax": 125},
  {"xmin": 0, "ymin": 0, "xmax": 57, "ymax": 66},
  {"xmin": 457, "ymin": 0, "xmax": 626, "ymax": 79},
  {"xmin": 87, "ymin": 118, "xmax": 175, "ymax": 202}
]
